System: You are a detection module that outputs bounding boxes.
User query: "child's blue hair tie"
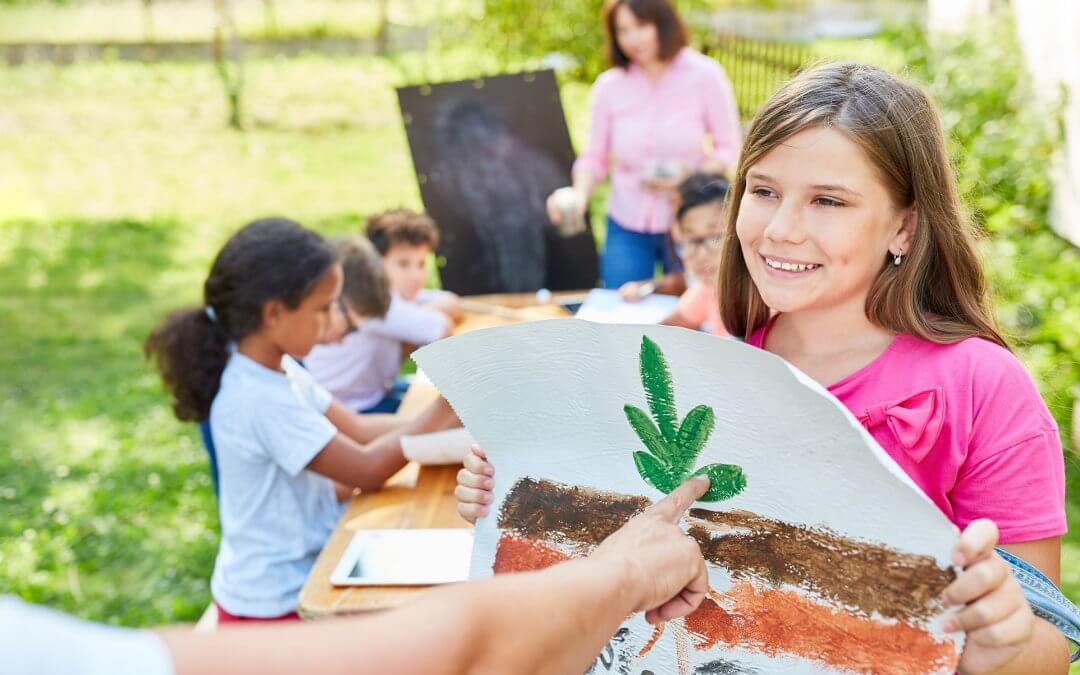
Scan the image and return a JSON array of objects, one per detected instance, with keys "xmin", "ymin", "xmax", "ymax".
[{"xmin": 205, "ymin": 306, "xmax": 218, "ymax": 323}]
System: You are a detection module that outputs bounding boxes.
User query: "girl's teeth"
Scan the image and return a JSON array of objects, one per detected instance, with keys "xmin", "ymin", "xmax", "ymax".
[{"xmin": 765, "ymin": 258, "xmax": 818, "ymax": 272}]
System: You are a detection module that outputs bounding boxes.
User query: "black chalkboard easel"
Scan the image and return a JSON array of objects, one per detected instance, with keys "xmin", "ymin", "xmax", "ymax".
[{"xmin": 397, "ymin": 70, "xmax": 599, "ymax": 295}]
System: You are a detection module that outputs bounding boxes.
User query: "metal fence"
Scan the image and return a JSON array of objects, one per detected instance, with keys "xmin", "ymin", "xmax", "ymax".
[{"xmin": 701, "ymin": 34, "xmax": 811, "ymax": 121}]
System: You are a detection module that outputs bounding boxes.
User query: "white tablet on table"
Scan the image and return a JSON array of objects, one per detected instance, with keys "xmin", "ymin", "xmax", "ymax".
[{"xmin": 330, "ymin": 529, "xmax": 473, "ymax": 586}]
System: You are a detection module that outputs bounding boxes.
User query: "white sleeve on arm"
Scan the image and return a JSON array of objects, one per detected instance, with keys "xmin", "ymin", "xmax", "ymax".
[
  {"xmin": 0, "ymin": 596, "xmax": 174, "ymax": 675},
  {"xmin": 368, "ymin": 294, "xmax": 449, "ymax": 346},
  {"xmin": 256, "ymin": 397, "xmax": 338, "ymax": 477},
  {"xmin": 282, "ymin": 355, "xmax": 333, "ymax": 414}
]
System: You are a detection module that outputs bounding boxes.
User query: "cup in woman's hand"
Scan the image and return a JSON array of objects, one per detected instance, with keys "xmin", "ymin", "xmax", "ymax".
[
  {"xmin": 641, "ymin": 160, "xmax": 683, "ymax": 191},
  {"xmin": 551, "ymin": 187, "xmax": 587, "ymax": 237}
]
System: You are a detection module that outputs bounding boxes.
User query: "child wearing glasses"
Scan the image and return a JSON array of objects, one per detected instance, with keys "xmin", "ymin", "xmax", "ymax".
[{"xmin": 618, "ymin": 172, "xmax": 730, "ymax": 334}]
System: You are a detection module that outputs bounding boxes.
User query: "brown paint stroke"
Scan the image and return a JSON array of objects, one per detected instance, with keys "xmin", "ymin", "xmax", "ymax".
[
  {"xmin": 687, "ymin": 508, "xmax": 955, "ymax": 621},
  {"xmin": 497, "ymin": 477, "xmax": 651, "ymax": 546},
  {"xmin": 499, "ymin": 477, "xmax": 953, "ymax": 621},
  {"xmin": 684, "ymin": 583, "xmax": 958, "ymax": 675}
]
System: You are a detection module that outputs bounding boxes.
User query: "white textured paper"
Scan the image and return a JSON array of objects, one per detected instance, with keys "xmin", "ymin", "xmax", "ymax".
[{"xmin": 415, "ymin": 320, "xmax": 963, "ymax": 675}]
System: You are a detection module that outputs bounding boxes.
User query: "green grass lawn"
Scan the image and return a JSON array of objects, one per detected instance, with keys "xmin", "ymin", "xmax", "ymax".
[
  {"xmin": 0, "ymin": 54, "xmax": 592, "ymax": 626},
  {"xmin": 2, "ymin": 39, "xmax": 1079, "ymax": 670},
  {"xmin": 0, "ymin": 0, "xmax": 476, "ymax": 44}
]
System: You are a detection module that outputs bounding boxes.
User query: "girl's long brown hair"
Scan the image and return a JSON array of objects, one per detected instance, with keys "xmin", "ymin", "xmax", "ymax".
[{"xmin": 719, "ymin": 62, "xmax": 1008, "ymax": 349}]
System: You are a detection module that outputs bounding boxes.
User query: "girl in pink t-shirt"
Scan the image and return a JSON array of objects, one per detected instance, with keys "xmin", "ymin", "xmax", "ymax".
[
  {"xmin": 459, "ymin": 63, "xmax": 1072, "ymax": 671},
  {"xmin": 712, "ymin": 62, "xmax": 1068, "ymax": 672}
]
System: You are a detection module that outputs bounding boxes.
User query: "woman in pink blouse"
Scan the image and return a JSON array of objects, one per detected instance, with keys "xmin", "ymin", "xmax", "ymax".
[{"xmin": 546, "ymin": 0, "xmax": 741, "ymax": 289}]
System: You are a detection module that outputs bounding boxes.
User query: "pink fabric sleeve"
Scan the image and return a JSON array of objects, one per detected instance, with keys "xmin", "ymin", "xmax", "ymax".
[
  {"xmin": 702, "ymin": 64, "xmax": 741, "ymax": 171},
  {"xmin": 676, "ymin": 284, "xmax": 710, "ymax": 327},
  {"xmin": 572, "ymin": 74, "xmax": 613, "ymax": 182},
  {"xmin": 949, "ymin": 428, "xmax": 1066, "ymax": 543},
  {"xmin": 950, "ymin": 347, "xmax": 1066, "ymax": 543}
]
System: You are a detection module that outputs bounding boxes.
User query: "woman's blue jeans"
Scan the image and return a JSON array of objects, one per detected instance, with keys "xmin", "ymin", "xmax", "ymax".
[{"xmin": 601, "ymin": 216, "xmax": 680, "ymax": 289}]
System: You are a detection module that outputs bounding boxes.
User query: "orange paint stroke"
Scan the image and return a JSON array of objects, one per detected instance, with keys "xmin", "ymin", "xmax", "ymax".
[
  {"xmin": 493, "ymin": 534, "xmax": 958, "ymax": 674},
  {"xmin": 492, "ymin": 532, "xmax": 570, "ymax": 574},
  {"xmin": 639, "ymin": 622, "xmax": 665, "ymax": 657},
  {"xmin": 684, "ymin": 582, "xmax": 959, "ymax": 675}
]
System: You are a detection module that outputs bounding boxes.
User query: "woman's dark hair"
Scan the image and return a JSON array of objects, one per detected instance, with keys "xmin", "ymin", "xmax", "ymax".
[
  {"xmin": 602, "ymin": 0, "xmax": 688, "ymax": 69},
  {"xmin": 145, "ymin": 218, "xmax": 339, "ymax": 422},
  {"xmin": 676, "ymin": 171, "xmax": 730, "ymax": 222}
]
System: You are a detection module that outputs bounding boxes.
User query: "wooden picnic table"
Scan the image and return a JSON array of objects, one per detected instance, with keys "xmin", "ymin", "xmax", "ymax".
[{"xmin": 297, "ymin": 291, "xmax": 582, "ymax": 619}]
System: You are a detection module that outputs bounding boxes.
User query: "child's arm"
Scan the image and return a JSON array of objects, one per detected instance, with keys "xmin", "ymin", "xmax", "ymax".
[
  {"xmin": 1000, "ymin": 537, "xmax": 1061, "ymax": 585},
  {"xmin": 654, "ymin": 271, "xmax": 688, "ymax": 296},
  {"xmin": 375, "ymin": 297, "xmax": 454, "ymax": 344},
  {"xmin": 664, "ymin": 284, "xmax": 709, "ymax": 330},
  {"xmin": 425, "ymin": 292, "xmax": 464, "ymax": 325},
  {"xmin": 324, "ymin": 401, "xmax": 405, "ymax": 444},
  {"xmin": 307, "ymin": 397, "xmax": 459, "ymax": 492},
  {"xmin": 161, "ymin": 477, "xmax": 711, "ymax": 675}
]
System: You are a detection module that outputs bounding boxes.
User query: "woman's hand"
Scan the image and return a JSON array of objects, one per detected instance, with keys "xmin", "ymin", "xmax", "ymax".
[
  {"xmin": 640, "ymin": 175, "xmax": 682, "ymax": 193},
  {"xmin": 545, "ymin": 187, "xmax": 587, "ymax": 226}
]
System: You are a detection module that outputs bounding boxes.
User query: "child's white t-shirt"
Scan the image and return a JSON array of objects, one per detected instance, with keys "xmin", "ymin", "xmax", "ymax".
[
  {"xmin": 305, "ymin": 290, "xmax": 451, "ymax": 411},
  {"xmin": 208, "ymin": 352, "xmax": 343, "ymax": 617}
]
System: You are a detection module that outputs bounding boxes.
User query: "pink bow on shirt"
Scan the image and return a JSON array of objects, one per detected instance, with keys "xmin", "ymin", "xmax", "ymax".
[{"xmin": 857, "ymin": 388, "xmax": 946, "ymax": 463}]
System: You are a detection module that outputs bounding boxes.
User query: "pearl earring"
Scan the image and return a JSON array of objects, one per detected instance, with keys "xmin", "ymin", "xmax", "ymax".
[{"xmin": 893, "ymin": 248, "xmax": 903, "ymax": 266}]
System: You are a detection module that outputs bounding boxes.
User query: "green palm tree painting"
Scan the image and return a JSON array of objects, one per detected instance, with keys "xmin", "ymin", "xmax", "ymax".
[{"xmin": 625, "ymin": 336, "xmax": 746, "ymax": 502}]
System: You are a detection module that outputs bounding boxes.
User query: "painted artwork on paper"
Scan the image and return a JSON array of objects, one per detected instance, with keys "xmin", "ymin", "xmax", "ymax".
[
  {"xmin": 415, "ymin": 320, "xmax": 964, "ymax": 674},
  {"xmin": 627, "ymin": 336, "xmax": 746, "ymax": 501}
]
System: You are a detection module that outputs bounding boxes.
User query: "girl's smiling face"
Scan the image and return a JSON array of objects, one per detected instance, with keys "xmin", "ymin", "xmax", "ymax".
[{"xmin": 736, "ymin": 126, "xmax": 914, "ymax": 315}]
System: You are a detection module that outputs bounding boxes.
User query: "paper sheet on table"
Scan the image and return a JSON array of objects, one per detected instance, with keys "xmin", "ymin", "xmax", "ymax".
[
  {"xmin": 401, "ymin": 427, "xmax": 476, "ymax": 465},
  {"xmin": 573, "ymin": 288, "xmax": 678, "ymax": 324}
]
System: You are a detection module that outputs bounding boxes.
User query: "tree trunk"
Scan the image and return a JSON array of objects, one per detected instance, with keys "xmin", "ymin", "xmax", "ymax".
[
  {"xmin": 262, "ymin": 0, "xmax": 278, "ymax": 37},
  {"xmin": 212, "ymin": 0, "xmax": 245, "ymax": 130},
  {"xmin": 375, "ymin": 0, "xmax": 390, "ymax": 55},
  {"xmin": 142, "ymin": 0, "xmax": 155, "ymax": 43}
]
